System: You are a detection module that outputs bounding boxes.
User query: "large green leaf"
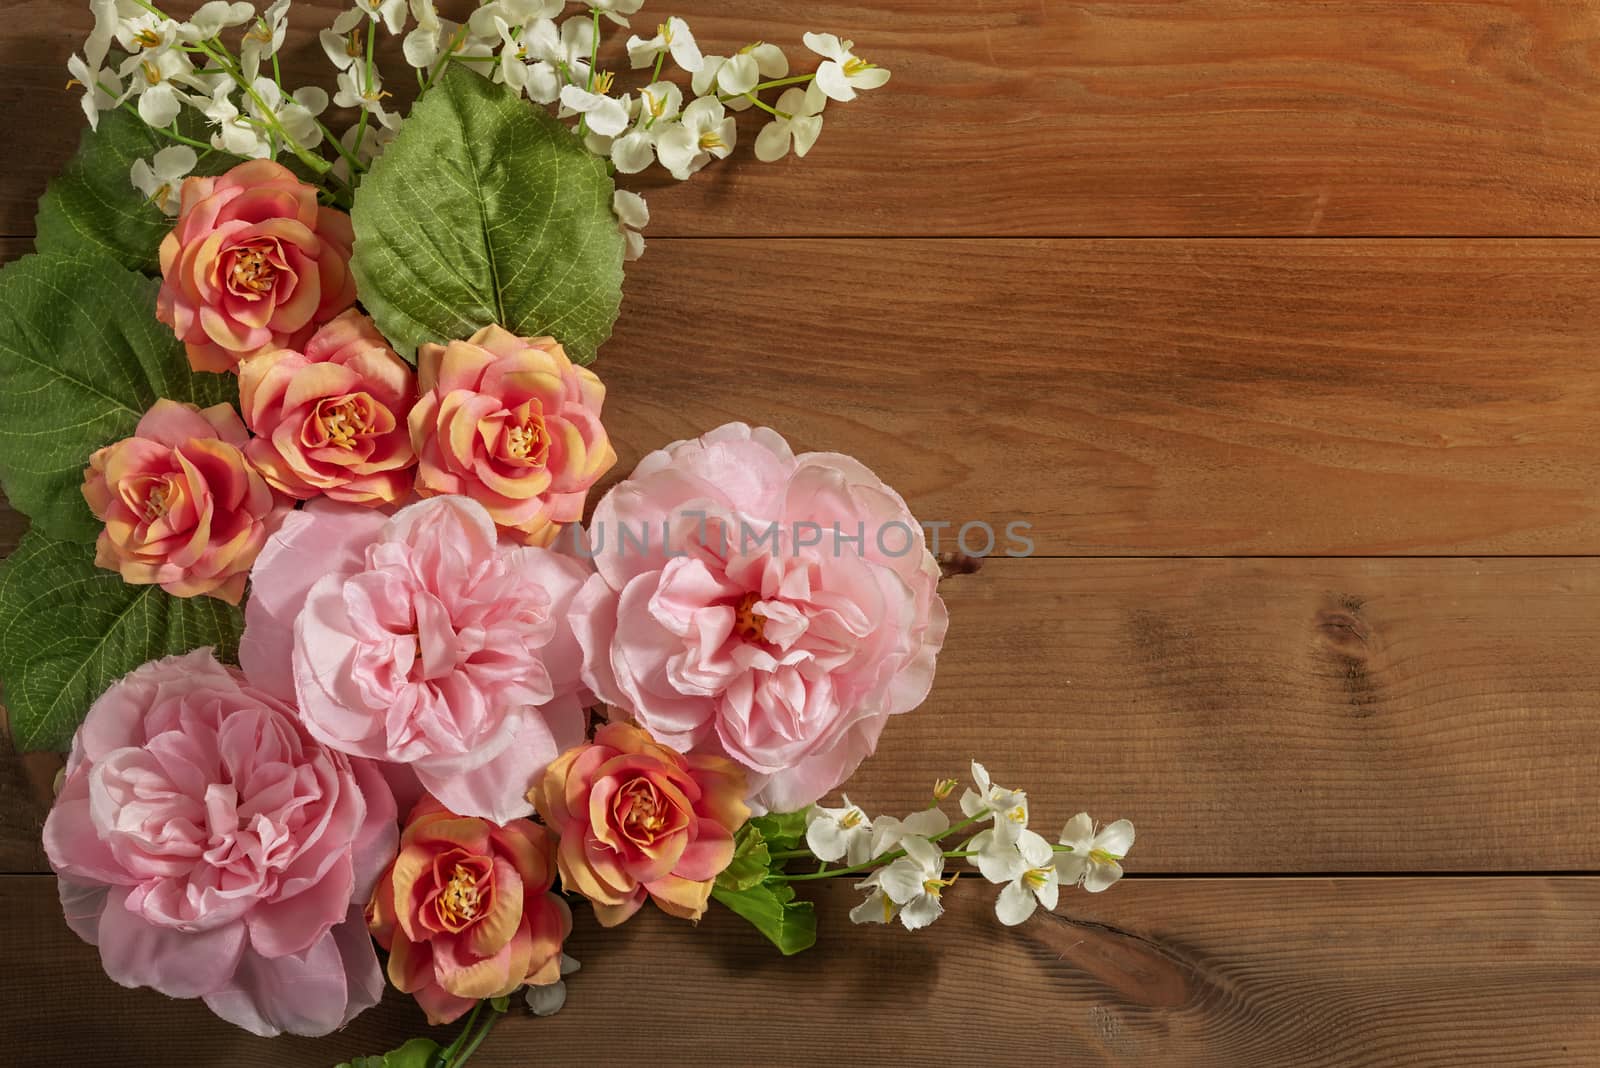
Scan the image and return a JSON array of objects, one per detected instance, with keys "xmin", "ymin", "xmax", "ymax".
[
  {"xmin": 350, "ymin": 66, "xmax": 624, "ymax": 365},
  {"xmin": 0, "ymin": 253, "xmax": 234, "ymax": 542},
  {"xmin": 0, "ymin": 528, "xmax": 244, "ymax": 752},
  {"xmin": 36, "ymin": 108, "xmax": 235, "ymax": 273}
]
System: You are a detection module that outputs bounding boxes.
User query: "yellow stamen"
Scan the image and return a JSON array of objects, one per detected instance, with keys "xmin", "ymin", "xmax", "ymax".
[
  {"xmin": 844, "ymin": 57, "xmax": 874, "ymax": 78},
  {"xmin": 733, "ymin": 591, "xmax": 767, "ymax": 643},
  {"xmin": 345, "ymin": 28, "xmax": 363, "ymax": 59},
  {"xmin": 839, "ymin": 809, "xmax": 863, "ymax": 830},
  {"xmin": 698, "ymin": 129, "xmax": 727, "ymax": 152},
  {"xmin": 319, "ymin": 400, "xmax": 363, "ymax": 449},
  {"xmin": 932, "ymin": 777, "xmax": 958, "ymax": 801},
  {"xmin": 923, "ymin": 871, "xmax": 959, "ymax": 896},
  {"xmin": 1022, "ymin": 867, "xmax": 1052, "ymax": 891},
  {"xmin": 438, "ymin": 864, "xmax": 481, "ymax": 925},
  {"xmin": 504, "ymin": 421, "xmax": 544, "ymax": 461},
  {"xmin": 1089, "ymin": 848, "xmax": 1122, "ymax": 865},
  {"xmin": 229, "ymin": 246, "xmax": 276, "ymax": 294},
  {"xmin": 134, "ymin": 28, "xmax": 163, "ymax": 50},
  {"xmin": 593, "ymin": 70, "xmax": 615, "ymax": 95},
  {"xmin": 143, "ymin": 483, "xmax": 170, "ymax": 522},
  {"xmin": 882, "ymin": 893, "xmax": 895, "ymax": 922},
  {"xmin": 1006, "ymin": 802, "xmax": 1028, "ymax": 824},
  {"xmin": 141, "ymin": 61, "xmax": 161, "ymax": 86}
]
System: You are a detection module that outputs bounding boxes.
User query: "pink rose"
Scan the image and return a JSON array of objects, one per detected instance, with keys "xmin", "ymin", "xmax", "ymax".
[
  {"xmin": 157, "ymin": 160, "xmax": 357, "ymax": 373},
  {"xmin": 81, "ymin": 399, "xmax": 286, "ymax": 604},
  {"xmin": 239, "ymin": 495, "xmax": 593, "ymax": 824},
  {"xmin": 238, "ymin": 311, "xmax": 418, "ymax": 506},
  {"xmin": 42, "ymin": 649, "xmax": 397, "ymax": 1037},
  {"xmin": 409, "ymin": 325, "xmax": 616, "ymax": 546},
  {"xmin": 572, "ymin": 423, "xmax": 948, "ymax": 813}
]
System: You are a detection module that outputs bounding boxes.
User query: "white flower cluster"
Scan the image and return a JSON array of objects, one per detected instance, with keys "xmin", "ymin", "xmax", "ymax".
[
  {"xmin": 67, "ymin": 0, "xmax": 890, "ymax": 259},
  {"xmin": 806, "ymin": 762, "xmax": 1135, "ymax": 932}
]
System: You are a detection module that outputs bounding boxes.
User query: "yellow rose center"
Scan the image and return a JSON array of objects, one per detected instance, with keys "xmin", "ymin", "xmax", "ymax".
[
  {"xmin": 143, "ymin": 482, "xmax": 171, "ymax": 522},
  {"xmin": 229, "ymin": 246, "xmax": 277, "ymax": 295},
  {"xmin": 733, "ymin": 591, "xmax": 767, "ymax": 643},
  {"xmin": 314, "ymin": 397, "xmax": 371, "ymax": 449},
  {"xmin": 503, "ymin": 419, "xmax": 546, "ymax": 463},
  {"xmin": 438, "ymin": 864, "xmax": 482, "ymax": 926}
]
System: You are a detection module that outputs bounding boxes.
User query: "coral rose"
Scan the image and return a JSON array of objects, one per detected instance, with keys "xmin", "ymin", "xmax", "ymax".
[
  {"xmin": 238, "ymin": 495, "xmax": 592, "ymax": 824},
  {"xmin": 572, "ymin": 423, "xmax": 949, "ymax": 813},
  {"xmin": 533, "ymin": 722, "xmax": 749, "ymax": 926},
  {"xmin": 157, "ymin": 159, "xmax": 357, "ymax": 373},
  {"xmin": 409, "ymin": 325, "xmax": 616, "ymax": 546},
  {"xmin": 42, "ymin": 649, "xmax": 397, "ymax": 1037},
  {"xmin": 368, "ymin": 795, "xmax": 570, "ymax": 1026},
  {"xmin": 238, "ymin": 310, "xmax": 418, "ymax": 506},
  {"xmin": 82, "ymin": 399, "xmax": 285, "ymax": 604}
]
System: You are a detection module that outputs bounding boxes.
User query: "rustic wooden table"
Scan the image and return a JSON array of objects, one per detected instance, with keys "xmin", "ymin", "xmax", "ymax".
[{"xmin": 6, "ymin": 1, "xmax": 1600, "ymax": 1064}]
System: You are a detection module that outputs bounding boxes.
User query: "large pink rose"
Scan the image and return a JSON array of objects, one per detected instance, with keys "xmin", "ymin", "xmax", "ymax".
[
  {"xmin": 409, "ymin": 325, "xmax": 616, "ymax": 546},
  {"xmin": 572, "ymin": 423, "xmax": 949, "ymax": 813},
  {"xmin": 157, "ymin": 160, "xmax": 357, "ymax": 373},
  {"xmin": 42, "ymin": 649, "xmax": 397, "ymax": 1037},
  {"xmin": 239, "ymin": 495, "xmax": 593, "ymax": 824},
  {"xmin": 82, "ymin": 399, "xmax": 286, "ymax": 604},
  {"xmin": 238, "ymin": 310, "xmax": 418, "ymax": 506}
]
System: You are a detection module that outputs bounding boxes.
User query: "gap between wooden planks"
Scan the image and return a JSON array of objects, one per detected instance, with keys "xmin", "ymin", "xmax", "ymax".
[
  {"xmin": 4, "ymin": 873, "xmax": 1598, "ymax": 1066},
  {"xmin": 6, "ymin": 556, "xmax": 1600, "ymax": 874},
  {"xmin": 10, "ymin": 1, "xmax": 1600, "ymax": 236}
]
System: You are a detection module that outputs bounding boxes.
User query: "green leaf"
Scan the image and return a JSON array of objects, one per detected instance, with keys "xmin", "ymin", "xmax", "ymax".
[
  {"xmin": 0, "ymin": 528, "xmax": 243, "ymax": 751},
  {"xmin": 0, "ymin": 253, "xmax": 234, "ymax": 542},
  {"xmin": 717, "ymin": 823, "xmax": 774, "ymax": 892},
  {"xmin": 711, "ymin": 879, "xmax": 817, "ymax": 956},
  {"xmin": 350, "ymin": 66, "xmax": 624, "ymax": 365},
  {"xmin": 749, "ymin": 810, "xmax": 810, "ymax": 853},
  {"xmin": 335, "ymin": 1039, "xmax": 445, "ymax": 1068},
  {"xmin": 36, "ymin": 108, "xmax": 235, "ymax": 273}
]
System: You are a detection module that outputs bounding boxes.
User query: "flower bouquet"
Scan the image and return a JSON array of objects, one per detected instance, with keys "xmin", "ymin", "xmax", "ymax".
[{"xmin": 1, "ymin": 1, "xmax": 1136, "ymax": 1062}]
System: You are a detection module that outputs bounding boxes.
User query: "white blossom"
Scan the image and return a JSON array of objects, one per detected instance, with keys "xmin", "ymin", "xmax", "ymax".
[
  {"xmin": 612, "ymin": 190, "xmax": 647, "ymax": 261},
  {"xmin": 68, "ymin": 0, "xmax": 123, "ymax": 130},
  {"xmin": 608, "ymin": 80, "xmax": 679, "ymax": 173},
  {"xmin": 130, "ymin": 145, "xmax": 197, "ymax": 216},
  {"xmin": 869, "ymin": 836, "xmax": 951, "ymax": 931},
  {"xmin": 561, "ymin": 84, "xmax": 630, "ymax": 137},
  {"xmin": 805, "ymin": 797, "xmax": 873, "ymax": 866},
  {"xmin": 1055, "ymin": 814, "xmax": 1135, "ymax": 893},
  {"xmin": 867, "ymin": 808, "xmax": 949, "ymax": 858},
  {"xmin": 848, "ymin": 872, "xmax": 900, "ymax": 927},
  {"xmin": 332, "ymin": 120, "xmax": 396, "ymax": 182},
  {"xmin": 755, "ymin": 83, "xmax": 826, "ymax": 162},
  {"xmin": 241, "ymin": 0, "xmax": 291, "ymax": 80},
  {"xmin": 118, "ymin": 47, "xmax": 197, "ymax": 128},
  {"xmin": 402, "ymin": 0, "xmax": 446, "ymax": 69},
  {"xmin": 187, "ymin": 1, "xmax": 255, "ymax": 40},
  {"xmin": 250, "ymin": 77, "xmax": 329, "ymax": 151},
  {"xmin": 959, "ymin": 760, "xmax": 1030, "ymax": 847},
  {"xmin": 713, "ymin": 41, "xmax": 787, "ymax": 97},
  {"xmin": 591, "ymin": 0, "xmax": 645, "ymax": 28},
  {"xmin": 321, "ymin": 9, "xmax": 368, "ymax": 72},
  {"xmin": 355, "ymin": 0, "xmax": 408, "ymax": 35},
  {"xmin": 626, "ymin": 17, "xmax": 702, "ymax": 74},
  {"xmin": 334, "ymin": 64, "xmax": 398, "ymax": 129},
  {"xmin": 655, "ymin": 96, "xmax": 735, "ymax": 180},
  {"xmin": 203, "ymin": 82, "xmax": 270, "ymax": 157},
  {"xmin": 803, "ymin": 32, "xmax": 891, "ymax": 102},
  {"xmin": 974, "ymin": 827, "xmax": 1058, "ymax": 926}
]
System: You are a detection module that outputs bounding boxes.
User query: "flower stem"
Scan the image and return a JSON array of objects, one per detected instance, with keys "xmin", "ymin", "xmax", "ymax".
[
  {"xmin": 422, "ymin": 25, "xmax": 471, "ymax": 95},
  {"xmin": 718, "ymin": 73, "xmax": 815, "ymax": 104},
  {"xmin": 450, "ymin": 1002, "xmax": 506, "ymax": 1067},
  {"xmin": 577, "ymin": 6, "xmax": 602, "ymax": 137},
  {"xmin": 351, "ymin": 19, "xmax": 377, "ymax": 170},
  {"xmin": 770, "ymin": 815, "xmax": 988, "ymax": 883},
  {"xmin": 438, "ymin": 1002, "xmax": 482, "ymax": 1063},
  {"xmin": 650, "ymin": 48, "xmax": 666, "ymax": 84}
]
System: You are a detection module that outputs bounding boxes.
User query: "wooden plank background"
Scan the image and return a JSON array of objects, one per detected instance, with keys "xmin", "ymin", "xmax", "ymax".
[{"xmin": 4, "ymin": 0, "xmax": 1600, "ymax": 1064}]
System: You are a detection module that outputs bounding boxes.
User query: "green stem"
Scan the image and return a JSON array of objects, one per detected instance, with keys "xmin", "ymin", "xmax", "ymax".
[
  {"xmin": 422, "ymin": 24, "xmax": 471, "ymax": 94},
  {"xmin": 741, "ymin": 93, "xmax": 788, "ymax": 119},
  {"xmin": 718, "ymin": 73, "xmax": 815, "ymax": 103},
  {"xmin": 770, "ymin": 814, "xmax": 988, "ymax": 883},
  {"xmin": 438, "ymin": 1002, "xmax": 482, "ymax": 1063},
  {"xmin": 577, "ymin": 6, "xmax": 601, "ymax": 137},
  {"xmin": 351, "ymin": 19, "xmax": 377, "ymax": 170},
  {"xmin": 650, "ymin": 46, "xmax": 665, "ymax": 83},
  {"xmin": 450, "ymin": 1004, "xmax": 506, "ymax": 1067}
]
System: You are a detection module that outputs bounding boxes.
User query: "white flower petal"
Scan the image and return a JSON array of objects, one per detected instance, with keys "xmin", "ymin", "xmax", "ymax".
[
  {"xmin": 790, "ymin": 114, "xmax": 823, "ymax": 157},
  {"xmin": 1054, "ymin": 852, "xmax": 1089, "ymax": 886},
  {"xmin": 995, "ymin": 879, "xmax": 1038, "ymax": 926},
  {"xmin": 716, "ymin": 52, "xmax": 759, "ymax": 96},
  {"xmin": 750, "ymin": 42, "xmax": 789, "ymax": 78},
  {"xmin": 754, "ymin": 119, "xmax": 791, "ymax": 162},
  {"xmin": 849, "ymin": 889, "xmax": 897, "ymax": 926},
  {"xmin": 1095, "ymin": 820, "xmax": 1136, "ymax": 858},
  {"xmin": 667, "ymin": 19, "xmax": 704, "ymax": 72},
  {"xmin": 877, "ymin": 857, "xmax": 926, "ymax": 905},
  {"xmin": 815, "ymin": 61, "xmax": 855, "ymax": 102},
  {"xmin": 900, "ymin": 808, "xmax": 950, "ymax": 840},
  {"xmin": 138, "ymin": 84, "xmax": 181, "ymax": 128},
  {"xmin": 1059, "ymin": 812, "xmax": 1094, "ymax": 849},
  {"xmin": 612, "ymin": 189, "xmax": 649, "ymax": 228},
  {"xmin": 1036, "ymin": 877, "xmax": 1060, "ymax": 913},
  {"xmin": 1017, "ymin": 828, "xmax": 1054, "ymax": 868},
  {"xmin": 1083, "ymin": 859, "xmax": 1124, "ymax": 893},
  {"xmin": 851, "ymin": 66, "xmax": 892, "ymax": 91},
  {"xmin": 802, "ymin": 31, "xmax": 846, "ymax": 62},
  {"xmin": 805, "ymin": 817, "xmax": 849, "ymax": 863},
  {"xmin": 899, "ymin": 893, "xmax": 943, "ymax": 931}
]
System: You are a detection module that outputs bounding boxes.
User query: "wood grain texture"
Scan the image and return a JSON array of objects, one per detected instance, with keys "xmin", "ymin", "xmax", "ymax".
[
  {"xmin": 603, "ymin": 238, "xmax": 1600, "ymax": 555},
  {"xmin": 5, "ymin": 873, "xmax": 1599, "ymax": 1066},
  {"xmin": 12, "ymin": 1, "xmax": 1600, "ymax": 237},
  {"xmin": 6, "ymin": 556, "xmax": 1600, "ymax": 874},
  {"xmin": 9, "ymin": 233, "xmax": 1598, "ymax": 556}
]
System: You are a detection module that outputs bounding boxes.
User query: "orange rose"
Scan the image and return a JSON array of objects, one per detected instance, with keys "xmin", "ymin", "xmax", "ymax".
[
  {"xmin": 238, "ymin": 311, "xmax": 417, "ymax": 506},
  {"xmin": 367, "ymin": 796, "xmax": 570, "ymax": 1026},
  {"xmin": 81, "ymin": 399, "xmax": 284, "ymax": 604},
  {"xmin": 157, "ymin": 160, "xmax": 357, "ymax": 373},
  {"xmin": 531, "ymin": 722, "xmax": 749, "ymax": 926},
  {"xmin": 409, "ymin": 325, "xmax": 616, "ymax": 546}
]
